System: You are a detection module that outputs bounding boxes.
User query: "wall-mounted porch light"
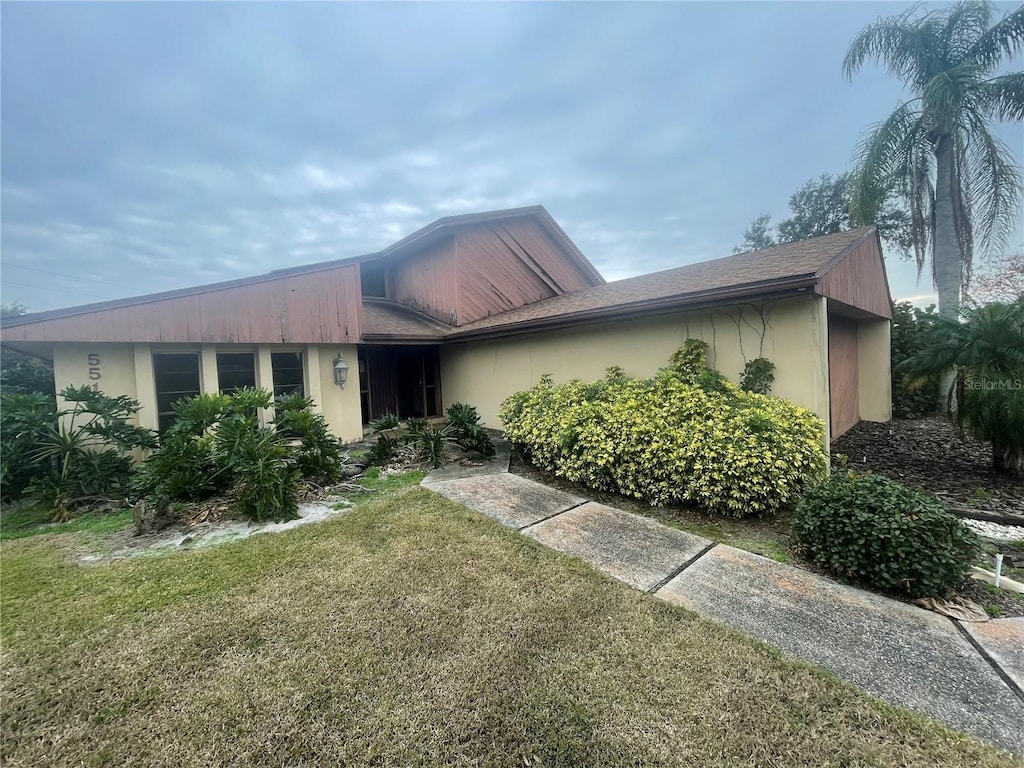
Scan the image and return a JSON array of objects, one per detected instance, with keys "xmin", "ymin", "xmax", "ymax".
[{"xmin": 333, "ymin": 353, "xmax": 350, "ymax": 389}]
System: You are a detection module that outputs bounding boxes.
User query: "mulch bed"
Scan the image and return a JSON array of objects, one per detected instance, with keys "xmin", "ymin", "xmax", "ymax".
[{"xmin": 831, "ymin": 417, "xmax": 1024, "ymax": 517}]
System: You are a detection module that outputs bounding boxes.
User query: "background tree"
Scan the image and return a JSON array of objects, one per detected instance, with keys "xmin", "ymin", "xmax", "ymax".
[
  {"xmin": 0, "ymin": 303, "xmax": 54, "ymax": 396},
  {"xmin": 897, "ymin": 297, "xmax": 1024, "ymax": 475},
  {"xmin": 969, "ymin": 250, "xmax": 1024, "ymax": 302},
  {"xmin": 735, "ymin": 173, "xmax": 911, "ymax": 253},
  {"xmin": 845, "ymin": 1, "xmax": 1024, "ymax": 322}
]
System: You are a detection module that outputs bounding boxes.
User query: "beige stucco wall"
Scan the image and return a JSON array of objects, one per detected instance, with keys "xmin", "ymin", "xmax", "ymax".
[
  {"xmin": 440, "ymin": 295, "xmax": 832, "ymax": 440},
  {"xmin": 51, "ymin": 342, "xmax": 366, "ymax": 443},
  {"xmin": 53, "ymin": 343, "xmax": 140, "ymax": 424},
  {"xmin": 857, "ymin": 318, "xmax": 892, "ymax": 423}
]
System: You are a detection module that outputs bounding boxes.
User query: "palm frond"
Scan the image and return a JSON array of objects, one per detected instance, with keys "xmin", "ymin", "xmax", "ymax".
[
  {"xmin": 966, "ymin": 4, "xmax": 1024, "ymax": 69},
  {"xmin": 978, "ymin": 72, "xmax": 1024, "ymax": 122},
  {"xmin": 952, "ymin": 132, "xmax": 975, "ymax": 286},
  {"xmin": 921, "ymin": 61, "xmax": 984, "ymax": 131},
  {"xmin": 941, "ymin": 1, "xmax": 994, "ymax": 63},
  {"xmin": 961, "ymin": 109, "xmax": 1023, "ymax": 257},
  {"xmin": 843, "ymin": 9, "xmax": 941, "ymax": 87}
]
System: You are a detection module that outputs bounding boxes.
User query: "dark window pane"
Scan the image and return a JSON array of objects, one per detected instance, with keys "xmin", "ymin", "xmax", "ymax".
[
  {"xmin": 153, "ymin": 353, "xmax": 200, "ymax": 433},
  {"xmin": 271, "ymin": 352, "xmax": 304, "ymax": 397},
  {"xmin": 217, "ymin": 353, "xmax": 256, "ymax": 393}
]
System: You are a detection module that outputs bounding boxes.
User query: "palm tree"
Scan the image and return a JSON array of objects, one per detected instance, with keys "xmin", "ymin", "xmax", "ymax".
[
  {"xmin": 897, "ymin": 297, "xmax": 1024, "ymax": 476},
  {"xmin": 845, "ymin": 1, "xmax": 1024, "ymax": 322}
]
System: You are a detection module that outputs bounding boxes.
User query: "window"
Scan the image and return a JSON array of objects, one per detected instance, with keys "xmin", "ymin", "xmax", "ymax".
[
  {"xmin": 271, "ymin": 351, "xmax": 304, "ymax": 398},
  {"xmin": 153, "ymin": 353, "xmax": 201, "ymax": 434},
  {"xmin": 216, "ymin": 353, "xmax": 256, "ymax": 393}
]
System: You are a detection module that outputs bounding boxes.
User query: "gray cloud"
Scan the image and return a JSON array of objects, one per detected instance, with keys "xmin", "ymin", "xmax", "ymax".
[{"xmin": 2, "ymin": 2, "xmax": 1021, "ymax": 311}]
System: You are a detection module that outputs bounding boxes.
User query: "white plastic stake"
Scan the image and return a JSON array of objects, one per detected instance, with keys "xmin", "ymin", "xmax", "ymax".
[{"xmin": 994, "ymin": 553, "xmax": 1004, "ymax": 589}]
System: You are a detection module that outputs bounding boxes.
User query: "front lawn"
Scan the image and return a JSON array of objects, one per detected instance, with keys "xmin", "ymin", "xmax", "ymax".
[{"xmin": 1, "ymin": 488, "xmax": 1016, "ymax": 767}]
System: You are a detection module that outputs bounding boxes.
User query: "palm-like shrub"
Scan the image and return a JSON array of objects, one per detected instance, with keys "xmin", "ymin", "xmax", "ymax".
[
  {"xmin": 12, "ymin": 386, "xmax": 156, "ymax": 520},
  {"xmin": 898, "ymin": 297, "xmax": 1024, "ymax": 475}
]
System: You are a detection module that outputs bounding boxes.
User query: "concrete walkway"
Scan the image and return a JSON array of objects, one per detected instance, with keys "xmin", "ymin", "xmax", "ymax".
[{"xmin": 423, "ymin": 445, "xmax": 1024, "ymax": 757}]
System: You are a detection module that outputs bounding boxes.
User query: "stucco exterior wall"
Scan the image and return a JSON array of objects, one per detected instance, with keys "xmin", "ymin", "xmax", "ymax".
[
  {"xmin": 53, "ymin": 343, "xmax": 140, "ymax": 423},
  {"xmin": 51, "ymin": 342, "xmax": 366, "ymax": 443},
  {"xmin": 857, "ymin": 318, "xmax": 892, "ymax": 423},
  {"xmin": 440, "ymin": 295, "xmax": 832, "ymax": 439}
]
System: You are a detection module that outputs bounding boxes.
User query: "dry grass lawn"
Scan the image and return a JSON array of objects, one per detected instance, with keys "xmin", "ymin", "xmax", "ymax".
[{"xmin": 1, "ymin": 487, "xmax": 1019, "ymax": 767}]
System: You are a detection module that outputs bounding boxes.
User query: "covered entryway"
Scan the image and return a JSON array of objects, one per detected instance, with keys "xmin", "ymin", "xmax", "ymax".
[{"xmin": 358, "ymin": 345, "xmax": 441, "ymax": 423}]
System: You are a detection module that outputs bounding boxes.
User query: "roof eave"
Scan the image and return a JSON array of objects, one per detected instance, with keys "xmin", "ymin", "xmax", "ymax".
[{"xmin": 447, "ymin": 276, "xmax": 819, "ymax": 342}]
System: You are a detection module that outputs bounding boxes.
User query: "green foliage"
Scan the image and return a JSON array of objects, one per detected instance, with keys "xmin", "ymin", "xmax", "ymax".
[
  {"xmin": 890, "ymin": 302, "xmax": 940, "ymax": 418},
  {"xmin": 499, "ymin": 344, "xmax": 827, "ymax": 517},
  {"xmin": 9, "ymin": 386, "xmax": 157, "ymax": 520},
  {"xmin": 366, "ymin": 434, "xmax": 399, "ymax": 466},
  {"xmin": 446, "ymin": 402, "xmax": 496, "ymax": 458},
  {"xmin": 1, "ymin": 392, "xmax": 56, "ymax": 501},
  {"xmin": 845, "ymin": 2, "xmax": 1024, "ymax": 318},
  {"xmin": 792, "ymin": 472, "xmax": 982, "ymax": 599},
  {"xmin": 740, "ymin": 358, "xmax": 776, "ymax": 395},
  {"xmin": 416, "ymin": 425, "xmax": 450, "ymax": 469},
  {"xmin": 0, "ymin": 304, "xmax": 55, "ymax": 396},
  {"xmin": 135, "ymin": 388, "xmax": 337, "ymax": 521},
  {"xmin": 735, "ymin": 173, "xmax": 910, "ymax": 255},
  {"xmin": 217, "ymin": 423, "xmax": 299, "ymax": 522},
  {"xmin": 897, "ymin": 297, "xmax": 1024, "ymax": 474},
  {"xmin": 668, "ymin": 339, "xmax": 711, "ymax": 383},
  {"xmin": 271, "ymin": 393, "xmax": 344, "ymax": 481},
  {"xmin": 368, "ymin": 413, "xmax": 400, "ymax": 432}
]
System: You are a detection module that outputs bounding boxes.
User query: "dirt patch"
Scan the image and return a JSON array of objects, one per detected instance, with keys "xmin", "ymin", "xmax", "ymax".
[{"xmin": 831, "ymin": 418, "xmax": 1024, "ymax": 516}]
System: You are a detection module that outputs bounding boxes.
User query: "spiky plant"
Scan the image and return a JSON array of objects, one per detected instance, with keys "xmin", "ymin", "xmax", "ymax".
[
  {"xmin": 897, "ymin": 297, "xmax": 1024, "ymax": 475},
  {"xmin": 845, "ymin": 1, "xmax": 1024, "ymax": 321}
]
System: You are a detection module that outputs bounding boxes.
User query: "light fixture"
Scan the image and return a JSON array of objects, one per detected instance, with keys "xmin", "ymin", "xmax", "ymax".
[{"xmin": 333, "ymin": 353, "xmax": 350, "ymax": 389}]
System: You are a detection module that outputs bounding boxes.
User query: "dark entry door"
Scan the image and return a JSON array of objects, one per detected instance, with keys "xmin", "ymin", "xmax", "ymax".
[{"xmin": 359, "ymin": 346, "xmax": 441, "ymax": 423}]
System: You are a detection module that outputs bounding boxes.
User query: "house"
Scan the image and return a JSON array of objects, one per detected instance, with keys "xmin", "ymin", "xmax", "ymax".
[{"xmin": 1, "ymin": 206, "xmax": 892, "ymax": 444}]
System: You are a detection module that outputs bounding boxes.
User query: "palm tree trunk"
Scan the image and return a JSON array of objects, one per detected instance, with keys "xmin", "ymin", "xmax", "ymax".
[
  {"xmin": 933, "ymin": 135, "xmax": 961, "ymax": 411},
  {"xmin": 993, "ymin": 440, "xmax": 1024, "ymax": 477}
]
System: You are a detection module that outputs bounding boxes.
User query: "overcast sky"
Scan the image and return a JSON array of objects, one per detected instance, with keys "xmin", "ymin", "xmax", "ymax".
[{"xmin": 2, "ymin": 1, "xmax": 1022, "ymax": 313}]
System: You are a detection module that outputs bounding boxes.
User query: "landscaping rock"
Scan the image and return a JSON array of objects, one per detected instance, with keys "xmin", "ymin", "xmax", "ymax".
[{"xmin": 133, "ymin": 497, "xmax": 179, "ymax": 536}]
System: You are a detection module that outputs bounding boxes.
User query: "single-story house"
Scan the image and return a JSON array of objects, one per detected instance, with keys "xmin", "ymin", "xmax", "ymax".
[{"xmin": 1, "ymin": 205, "xmax": 892, "ymax": 445}]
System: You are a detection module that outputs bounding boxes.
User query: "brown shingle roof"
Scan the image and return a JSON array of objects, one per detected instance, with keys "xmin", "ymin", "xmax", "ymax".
[
  {"xmin": 447, "ymin": 227, "xmax": 876, "ymax": 338},
  {"xmin": 361, "ymin": 299, "xmax": 449, "ymax": 341}
]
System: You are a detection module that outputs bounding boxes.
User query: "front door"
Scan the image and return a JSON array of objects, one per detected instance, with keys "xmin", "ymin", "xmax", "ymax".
[{"xmin": 359, "ymin": 345, "xmax": 441, "ymax": 423}]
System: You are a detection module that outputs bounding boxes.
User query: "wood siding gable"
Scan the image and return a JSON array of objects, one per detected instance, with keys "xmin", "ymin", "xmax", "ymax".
[
  {"xmin": 816, "ymin": 234, "xmax": 893, "ymax": 320},
  {"xmin": 1, "ymin": 264, "xmax": 363, "ymax": 344}
]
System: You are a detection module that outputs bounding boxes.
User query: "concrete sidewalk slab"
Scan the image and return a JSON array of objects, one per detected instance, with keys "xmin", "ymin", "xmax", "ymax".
[
  {"xmin": 961, "ymin": 618, "xmax": 1024, "ymax": 696},
  {"xmin": 523, "ymin": 502, "xmax": 711, "ymax": 591},
  {"xmin": 426, "ymin": 472, "xmax": 585, "ymax": 529},
  {"xmin": 421, "ymin": 440, "xmax": 513, "ymax": 483},
  {"xmin": 656, "ymin": 545, "xmax": 1024, "ymax": 756}
]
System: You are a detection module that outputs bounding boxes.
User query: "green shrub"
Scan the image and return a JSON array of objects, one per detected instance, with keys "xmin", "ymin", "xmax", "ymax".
[
  {"xmin": 216, "ymin": 422, "xmax": 299, "ymax": 522},
  {"xmin": 8, "ymin": 386, "xmax": 156, "ymax": 520},
  {"xmin": 446, "ymin": 402, "xmax": 495, "ymax": 458},
  {"xmin": 0, "ymin": 392, "xmax": 56, "ymax": 501},
  {"xmin": 791, "ymin": 472, "xmax": 982, "ymax": 598},
  {"xmin": 740, "ymin": 358, "xmax": 776, "ymax": 395},
  {"xmin": 891, "ymin": 301, "xmax": 939, "ymax": 419},
  {"xmin": 368, "ymin": 413, "xmax": 400, "ymax": 432},
  {"xmin": 271, "ymin": 393, "xmax": 343, "ymax": 481},
  {"xmin": 135, "ymin": 389, "xmax": 314, "ymax": 521},
  {"xmin": 367, "ymin": 434, "xmax": 399, "ymax": 466},
  {"xmin": 499, "ymin": 344, "xmax": 827, "ymax": 517}
]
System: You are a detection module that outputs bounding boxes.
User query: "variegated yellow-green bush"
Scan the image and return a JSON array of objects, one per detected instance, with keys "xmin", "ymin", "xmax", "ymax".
[{"xmin": 499, "ymin": 346, "xmax": 827, "ymax": 517}]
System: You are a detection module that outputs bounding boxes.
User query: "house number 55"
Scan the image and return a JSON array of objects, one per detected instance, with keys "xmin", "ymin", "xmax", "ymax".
[{"xmin": 88, "ymin": 352, "xmax": 102, "ymax": 390}]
